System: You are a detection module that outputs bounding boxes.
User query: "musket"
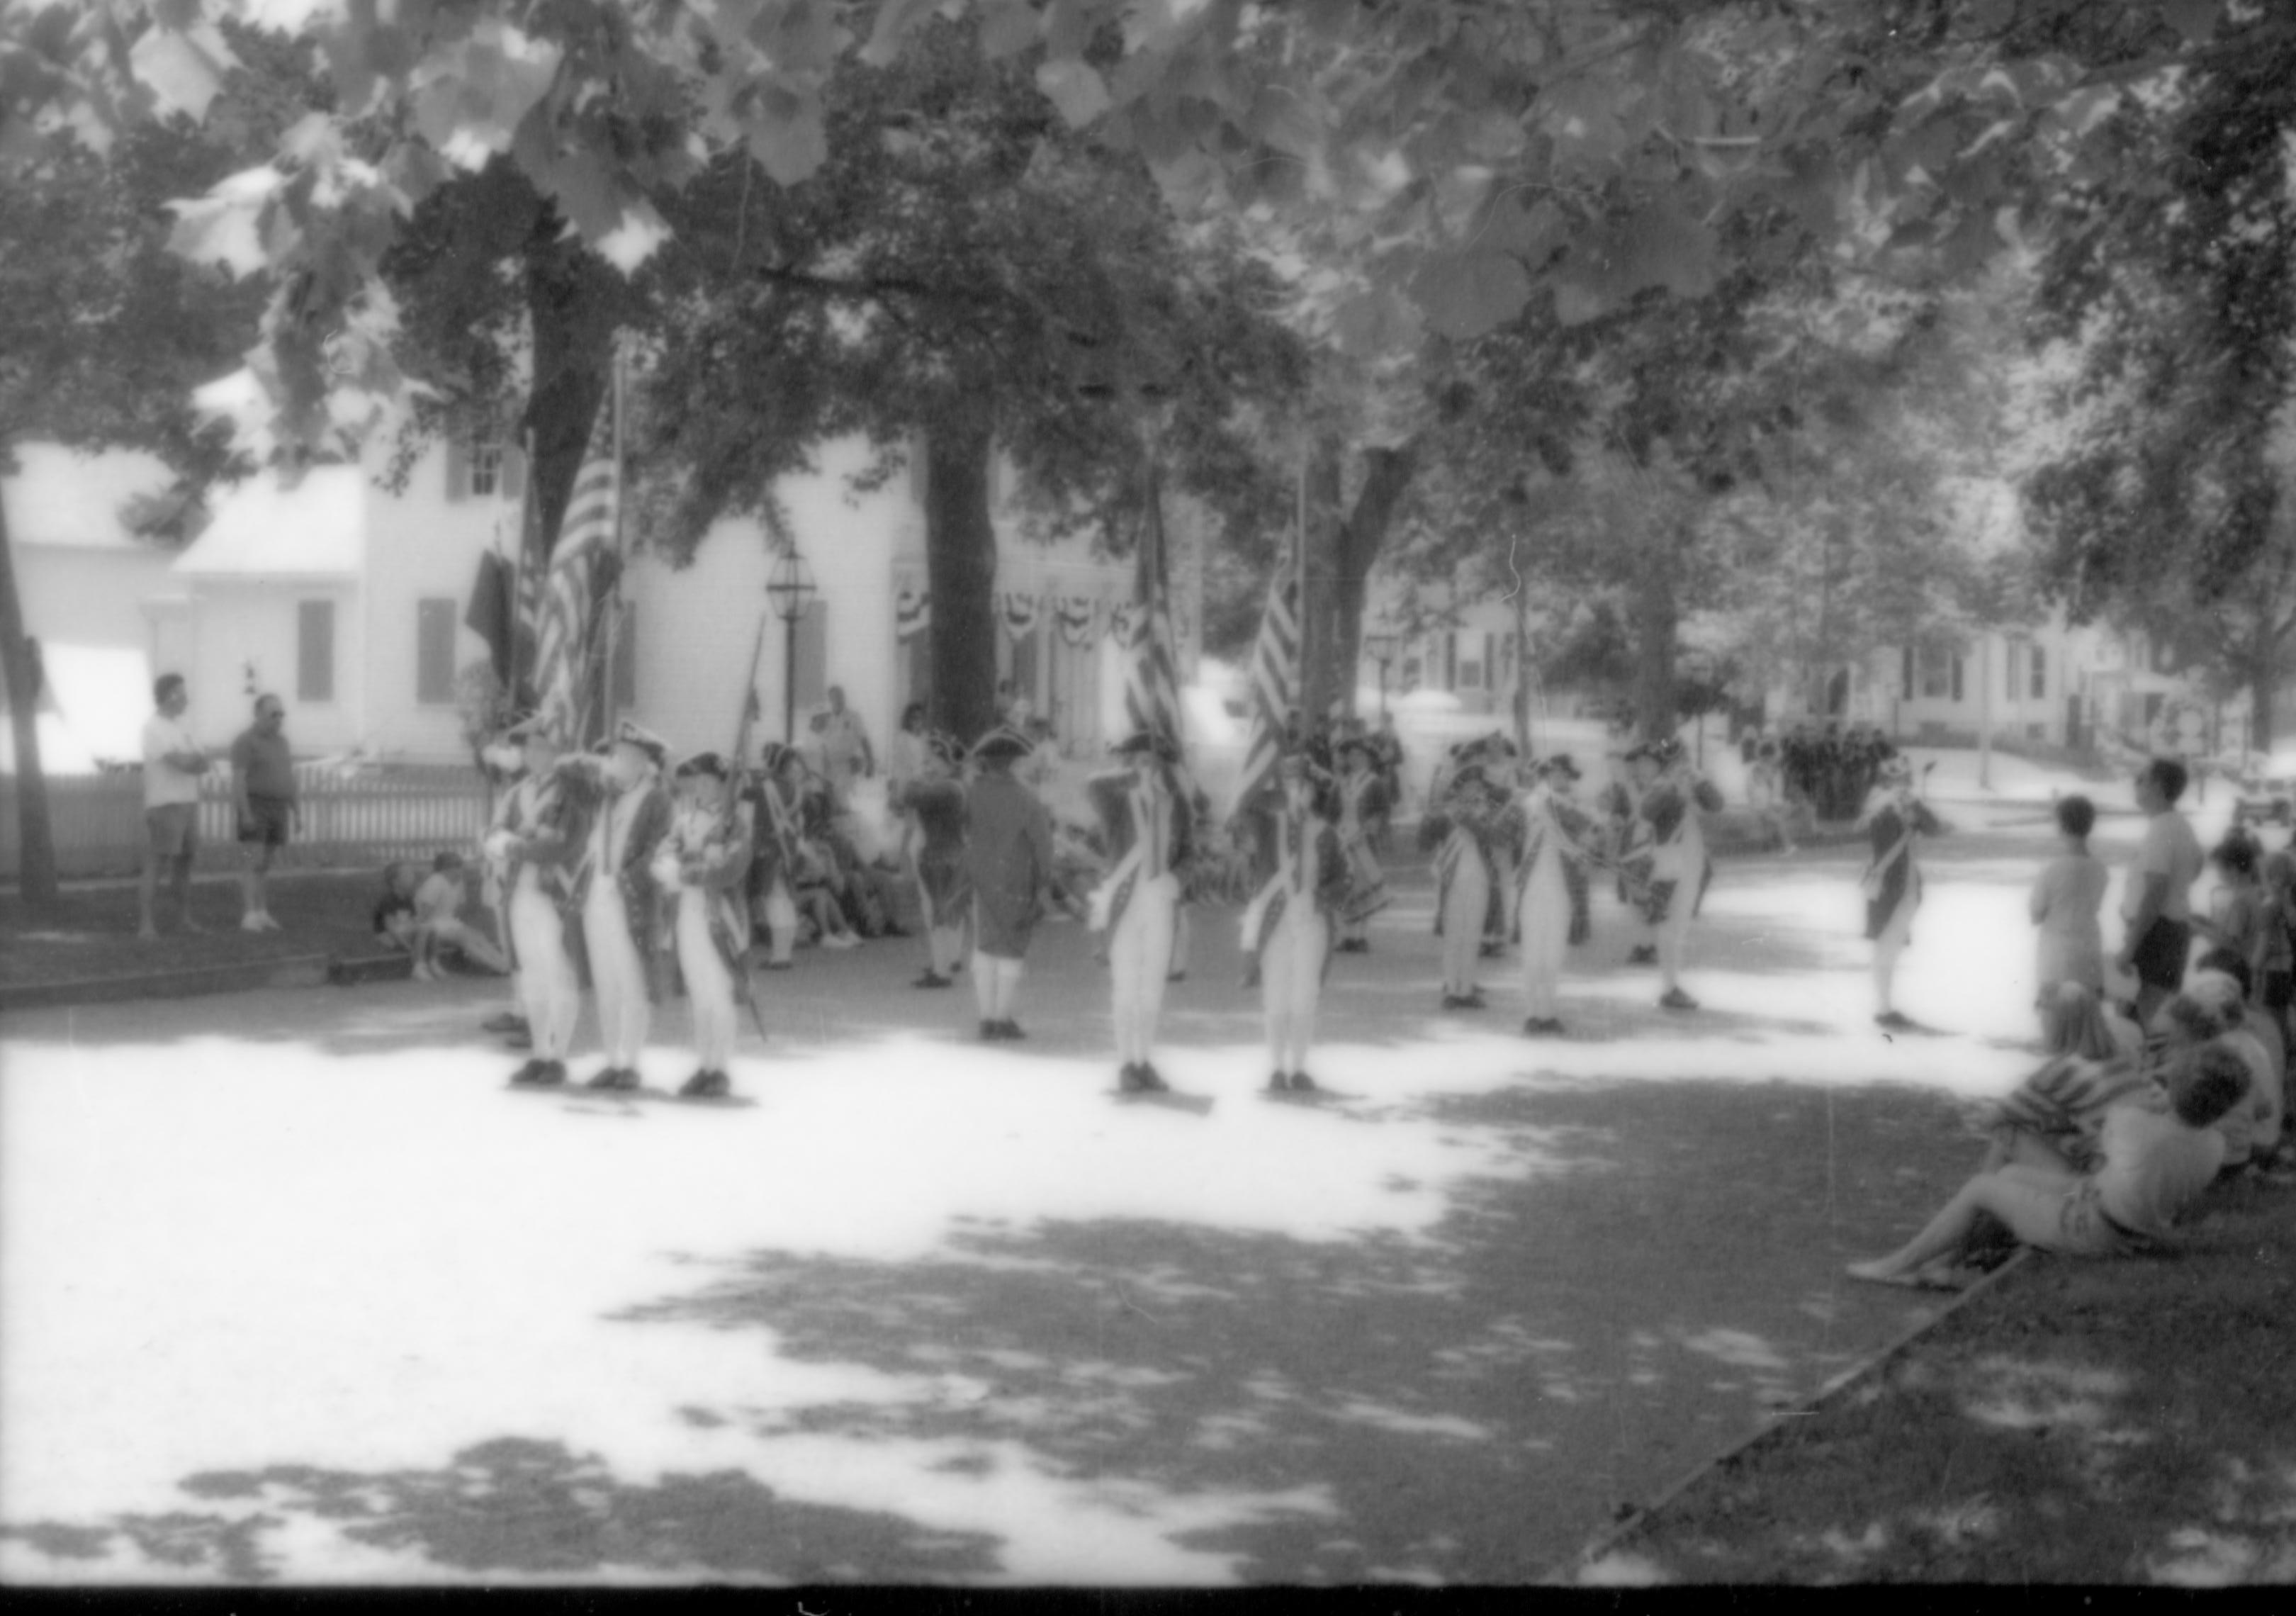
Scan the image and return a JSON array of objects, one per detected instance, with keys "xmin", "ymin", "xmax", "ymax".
[{"xmin": 726, "ymin": 607, "xmax": 772, "ymax": 814}]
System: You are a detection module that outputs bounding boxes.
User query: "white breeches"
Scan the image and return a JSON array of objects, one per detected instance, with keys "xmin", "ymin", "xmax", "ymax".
[
  {"xmin": 971, "ymin": 952, "xmax": 1024, "ymax": 1020},
  {"xmin": 1110, "ymin": 872, "xmax": 1179, "ymax": 1062},
  {"xmin": 918, "ymin": 875, "xmax": 966, "ymax": 975},
  {"xmin": 763, "ymin": 875, "xmax": 797, "ymax": 965},
  {"xmin": 1260, "ymin": 902, "xmax": 1327, "ymax": 1072},
  {"xmin": 583, "ymin": 879, "xmax": 650, "ymax": 1067},
  {"xmin": 1519, "ymin": 857, "xmax": 1569, "ymax": 1019},
  {"xmin": 1441, "ymin": 843, "xmax": 1489, "ymax": 995},
  {"xmin": 1873, "ymin": 897, "xmax": 1915, "ymax": 1008},
  {"xmin": 510, "ymin": 875, "xmax": 580, "ymax": 1060},
  {"xmin": 1658, "ymin": 883, "xmax": 1694, "ymax": 990},
  {"xmin": 675, "ymin": 895, "xmax": 737, "ymax": 1072}
]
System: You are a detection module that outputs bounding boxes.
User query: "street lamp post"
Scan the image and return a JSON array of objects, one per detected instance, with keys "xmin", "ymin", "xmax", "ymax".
[
  {"xmin": 765, "ymin": 548, "xmax": 817, "ymax": 744},
  {"xmin": 1363, "ymin": 632, "xmax": 1397, "ymax": 719}
]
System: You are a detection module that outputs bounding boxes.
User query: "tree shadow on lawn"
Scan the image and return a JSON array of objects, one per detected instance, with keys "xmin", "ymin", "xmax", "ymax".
[
  {"xmin": 1609, "ymin": 1170, "xmax": 2296, "ymax": 1585},
  {"xmin": 575, "ymin": 1078, "xmax": 1991, "ymax": 1584},
  {"xmin": 0, "ymin": 1435, "xmax": 1002, "ymax": 1583}
]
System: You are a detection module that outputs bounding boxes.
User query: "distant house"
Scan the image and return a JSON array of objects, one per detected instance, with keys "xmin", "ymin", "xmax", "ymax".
[
  {"xmin": 11, "ymin": 429, "xmax": 1137, "ymax": 773},
  {"xmin": 1, "ymin": 444, "xmax": 181, "ymax": 772}
]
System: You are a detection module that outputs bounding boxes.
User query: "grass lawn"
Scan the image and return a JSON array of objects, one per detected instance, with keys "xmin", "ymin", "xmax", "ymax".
[
  {"xmin": 1, "ymin": 871, "xmax": 410, "ymax": 991},
  {"xmin": 1585, "ymin": 1165, "xmax": 2296, "ymax": 1585}
]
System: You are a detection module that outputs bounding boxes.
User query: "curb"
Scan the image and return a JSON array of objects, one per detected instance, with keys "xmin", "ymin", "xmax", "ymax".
[
  {"xmin": 1546, "ymin": 1247, "xmax": 2036, "ymax": 1584},
  {"xmin": 1, "ymin": 952, "xmax": 337, "ymax": 1014}
]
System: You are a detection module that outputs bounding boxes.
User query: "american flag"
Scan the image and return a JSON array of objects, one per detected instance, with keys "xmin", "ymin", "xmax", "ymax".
[
  {"xmin": 1229, "ymin": 520, "xmax": 1300, "ymax": 821},
  {"xmin": 1122, "ymin": 471, "xmax": 1185, "ymax": 754},
  {"xmin": 532, "ymin": 366, "xmax": 624, "ymax": 747},
  {"xmin": 508, "ymin": 455, "xmax": 548, "ymax": 714}
]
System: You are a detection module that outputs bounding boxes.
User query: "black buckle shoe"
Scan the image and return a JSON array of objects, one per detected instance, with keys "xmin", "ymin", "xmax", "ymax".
[
  {"xmin": 510, "ymin": 1058, "xmax": 548, "ymax": 1085},
  {"xmin": 587, "ymin": 1066, "xmax": 639, "ymax": 1092},
  {"xmin": 1266, "ymin": 1071, "xmax": 1290, "ymax": 1092},
  {"xmin": 680, "ymin": 1070, "xmax": 730, "ymax": 1099},
  {"xmin": 1287, "ymin": 1072, "xmax": 1317, "ymax": 1092},
  {"xmin": 1134, "ymin": 1063, "xmax": 1170, "ymax": 1092}
]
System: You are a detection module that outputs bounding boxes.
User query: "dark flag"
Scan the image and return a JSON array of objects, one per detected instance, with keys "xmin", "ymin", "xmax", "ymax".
[{"xmin": 464, "ymin": 549, "xmax": 513, "ymax": 685}]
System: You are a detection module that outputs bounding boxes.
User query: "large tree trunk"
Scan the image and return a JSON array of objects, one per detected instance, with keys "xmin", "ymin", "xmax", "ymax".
[
  {"xmin": 924, "ymin": 415, "xmax": 1001, "ymax": 744},
  {"xmin": 0, "ymin": 482, "xmax": 59, "ymax": 909},
  {"xmin": 1631, "ymin": 525, "xmax": 1680, "ymax": 742},
  {"xmin": 1300, "ymin": 435, "xmax": 1417, "ymax": 724}
]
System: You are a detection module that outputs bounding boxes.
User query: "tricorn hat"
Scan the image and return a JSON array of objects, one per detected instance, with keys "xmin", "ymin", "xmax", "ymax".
[
  {"xmin": 1541, "ymin": 753, "xmax": 1582, "ymax": 782},
  {"xmin": 973, "ymin": 725, "xmax": 1036, "ymax": 763},
  {"xmin": 1877, "ymin": 753, "xmax": 1913, "ymax": 783},
  {"xmin": 675, "ymin": 750, "xmax": 731, "ymax": 782},
  {"xmin": 613, "ymin": 718, "xmax": 670, "ymax": 769},
  {"xmin": 1112, "ymin": 729, "xmax": 1180, "ymax": 763},
  {"xmin": 504, "ymin": 712, "xmax": 563, "ymax": 746}
]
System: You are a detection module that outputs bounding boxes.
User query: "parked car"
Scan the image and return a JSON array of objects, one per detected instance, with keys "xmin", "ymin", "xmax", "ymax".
[{"xmin": 2232, "ymin": 748, "xmax": 2296, "ymax": 825}]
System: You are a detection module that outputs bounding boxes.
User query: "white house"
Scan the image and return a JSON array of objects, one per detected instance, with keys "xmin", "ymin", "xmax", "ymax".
[
  {"xmin": 12, "ymin": 428, "xmax": 1137, "ymax": 773},
  {"xmin": 1, "ymin": 444, "xmax": 181, "ymax": 772}
]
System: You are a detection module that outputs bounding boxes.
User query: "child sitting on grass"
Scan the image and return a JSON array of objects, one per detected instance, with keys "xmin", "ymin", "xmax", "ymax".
[
  {"xmin": 1847, "ymin": 1043, "xmax": 2249, "ymax": 1289},
  {"xmin": 410, "ymin": 851, "xmax": 510, "ymax": 982},
  {"xmin": 372, "ymin": 861, "xmax": 422, "ymax": 952}
]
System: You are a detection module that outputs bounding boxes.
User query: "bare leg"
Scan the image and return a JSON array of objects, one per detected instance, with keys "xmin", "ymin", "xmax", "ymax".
[
  {"xmin": 137, "ymin": 835, "xmax": 162, "ymax": 940},
  {"xmin": 172, "ymin": 851, "xmax": 203, "ymax": 932}
]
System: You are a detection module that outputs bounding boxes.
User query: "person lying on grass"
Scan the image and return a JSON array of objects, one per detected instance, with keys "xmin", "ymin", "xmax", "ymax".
[
  {"xmin": 1978, "ymin": 980, "xmax": 2211, "ymax": 1176},
  {"xmin": 1848, "ymin": 1043, "xmax": 2249, "ymax": 1290}
]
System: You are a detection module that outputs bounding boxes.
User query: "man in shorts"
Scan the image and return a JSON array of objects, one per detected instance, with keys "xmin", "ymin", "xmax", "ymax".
[
  {"xmin": 230, "ymin": 693, "xmax": 300, "ymax": 931},
  {"xmin": 2115, "ymin": 757, "xmax": 2205, "ymax": 1027},
  {"xmin": 138, "ymin": 673, "xmax": 211, "ymax": 941}
]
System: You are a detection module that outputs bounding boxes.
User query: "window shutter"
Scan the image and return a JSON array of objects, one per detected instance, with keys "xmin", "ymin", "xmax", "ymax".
[
  {"xmin": 2032, "ymin": 645, "xmax": 2046, "ymax": 700},
  {"xmin": 1902, "ymin": 646, "xmax": 1914, "ymax": 698},
  {"xmin": 794, "ymin": 600, "xmax": 828, "ymax": 711},
  {"xmin": 1951, "ymin": 656, "xmax": 1964, "ymax": 703},
  {"xmin": 298, "ymin": 600, "xmax": 336, "ymax": 703},
  {"xmin": 1444, "ymin": 632, "xmax": 1457, "ymax": 691},
  {"xmin": 416, "ymin": 598, "xmax": 457, "ymax": 705},
  {"xmin": 500, "ymin": 443, "xmax": 527, "ymax": 503},
  {"xmin": 444, "ymin": 433, "xmax": 468, "ymax": 503}
]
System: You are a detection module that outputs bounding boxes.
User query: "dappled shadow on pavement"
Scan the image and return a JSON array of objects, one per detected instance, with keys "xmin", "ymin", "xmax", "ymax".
[
  {"xmin": 1, "ymin": 1435, "xmax": 999, "ymax": 1582},
  {"xmin": 587, "ymin": 1079, "xmax": 1984, "ymax": 1583}
]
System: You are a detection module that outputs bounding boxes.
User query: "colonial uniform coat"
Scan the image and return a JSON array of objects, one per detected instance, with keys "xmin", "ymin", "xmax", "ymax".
[
  {"xmin": 902, "ymin": 774, "xmax": 972, "ymax": 937},
  {"xmin": 1239, "ymin": 777, "xmax": 1350, "ymax": 1074},
  {"xmin": 1518, "ymin": 784, "xmax": 1602, "ymax": 1021},
  {"xmin": 1422, "ymin": 777, "xmax": 1506, "ymax": 998},
  {"xmin": 1087, "ymin": 765, "xmax": 1194, "ymax": 1065},
  {"xmin": 493, "ymin": 768, "xmax": 592, "ymax": 1062},
  {"xmin": 577, "ymin": 778, "xmax": 673, "ymax": 1067},
  {"xmin": 1859, "ymin": 789, "xmax": 1944, "ymax": 943},
  {"xmin": 1335, "ymin": 768, "xmax": 1393, "ymax": 940},
  {"xmin": 660, "ymin": 795, "xmax": 755, "ymax": 1075},
  {"xmin": 967, "ymin": 770, "xmax": 1054, "ymax": 960}
]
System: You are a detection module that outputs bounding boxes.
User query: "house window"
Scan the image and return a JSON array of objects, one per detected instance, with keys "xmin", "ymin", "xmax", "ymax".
[
  {"xmin": 416, "ymin": 598, "xmax": 458, "ymax": 706},
  {"xmin": 2031, "ymin": 644, "xmax": 2047, "ymax": 700},
  {"xmin": 1918, "ymin": 644, "xmax": 1952, "ymax": 700},
  {"xmin": 2004, "ymin": 639, "xmax": 2022, "ymax": 702},
  {"xmin": 298, "ymin": 600, "xmax": 335, "ymax": 704},
  {"xmin": 468, "ymin": 422, "xmax": 503, "ymax": 498}
]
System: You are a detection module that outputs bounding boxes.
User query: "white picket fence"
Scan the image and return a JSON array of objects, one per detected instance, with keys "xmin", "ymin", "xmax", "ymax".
[{"xmin": 0, "ymin": 765, "xmax": 495, "ymax": 882}]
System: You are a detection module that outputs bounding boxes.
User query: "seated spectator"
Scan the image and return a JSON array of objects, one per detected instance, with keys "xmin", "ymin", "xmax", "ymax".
[
  {"xmin": 2031, "ymin": 795, "xmax": 2107, "ymax": 1050},
  {"xmin": 2189, "ymin": 952, "xmax": 2284, "ymax": 1172},
  {"xmin": 411, "ymin": 851, "xmax": 510, "ymax": 981},
  {"xmin": 372, "ymin": 861, "xmax": 422, "ymax": 952},
  {"xmin": 791, "ymin": 838, "xmax": 860, "ymax": 950},
  {"xmin": 2258, "ymin": 850, "xmax": 2296, "ymax": 1047},
  {"xmin": 2195, "ymin": 834, "xmax": 2267, "ymax": 968},
  {"xmin": 1848, "ymin": 1043, "xmax": 2250, "ymax": 1289}
]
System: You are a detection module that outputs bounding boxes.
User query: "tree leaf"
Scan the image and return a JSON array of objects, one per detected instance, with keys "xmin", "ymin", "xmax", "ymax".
[
  {"xmin": 858, "ymin": 0, "xmax": 938, "ymax": 68},
  {"xmin": 128, "ymin": 20, "xmax": 239, "ymax": 122},
  {"xmin": 1333, "ymin": 286, "xmax": 1421, "ymax": 357},
  {"xmin": 2158, "ymin": 0, "xmax": 2219, "ymax": 44},
  {"xmin": 978, "ymin": 0, "xmax": 1040, "ymax": 60},
  {"xmin": 744, "ymin": 91, "xmax": 828, "ymax": 184},
  {"xmin": 1036, "ymin": 59, "xmax": 1111, "ymax": 128},
  {"xmin": 1411, "ymin": 249, "xmax": 1531, "ymax": 340}
]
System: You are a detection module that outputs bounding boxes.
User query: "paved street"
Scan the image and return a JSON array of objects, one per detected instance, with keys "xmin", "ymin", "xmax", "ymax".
[{"xmin": 0, "ymin": 808, "xmax": 2146, "ymax": 1583}]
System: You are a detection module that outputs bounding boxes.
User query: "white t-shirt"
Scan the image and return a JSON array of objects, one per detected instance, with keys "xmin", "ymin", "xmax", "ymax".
[
  {"xmin": 2123, "ymin": 810, "xmax": 2203, "ymax": 926},
  {"xmin": 141, "ymin": 714, "xmax": 204, "ymax": 809},
  {"xmin": 2213, "ymin": 1027, "xmax": 2284, "ymax": 1169},
  {"xmin": 2093, "ymin": 1102, "xmax": 2225, "ymax": 1236}
]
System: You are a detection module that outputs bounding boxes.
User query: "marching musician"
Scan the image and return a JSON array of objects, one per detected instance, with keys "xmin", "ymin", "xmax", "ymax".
[
  {"xmin": 1476, "ymin": 734, "xmax": 1526, "ymax": 959},
  {"xmin": 1857, "ymin": 752, "xmax": 1947, "ymax": 1031},
  {"xmin": 748, "ymin": 743, "xmax": 809, "ymax": 970},
  {"xmin": 1239, "ymin": 748, "xmax": 1351, "ymax": 1091},
  {"xmin": 574, "ymin": 720, "xmax": 674, "ymax": 1090},
  {"xmin": 1597, "ymin": 748, "xmax": 1656, "ymax": 965},
  {"xmin": 900, "ymin": 731, "xmax": 972, "ymax": 989},
  {"xmin": 1087, "ymin": 730, "xmax": 1193, "ymax": 1092},
  {"xmin": 966, "ymin": 725, "xmax": 1055, "ymax": 1042},
  {"xmin": 1517, "ymin": 754, "xmax": 1602, "ymax": 1036},
  {"xmin": 655, "ymin": 751, "xmax": 756, "ymax": 1098},
  {"xmin": 1422, "ymin": 759, "xmax": 1507, "ymax": 1010},
  {"xmin": 1623, "ymin": 736, "xmax": 1724, "ymax": 1013},
  {"xmin": 489, "ymin": 717, "xmax": 590, "ymax": 1087},
  {"xmin": 1333, "ymin": 736, "xmax": 1392, "ymax": 953}
]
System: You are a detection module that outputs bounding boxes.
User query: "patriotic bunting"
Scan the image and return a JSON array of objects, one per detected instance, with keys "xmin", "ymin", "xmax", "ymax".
[
  {"xmin": 532, "ymin": 355, "xmax": 625, "ymax": 747},
  {"xmin": 1000, "ymin": 589, "xmax": 1040, "ymax": 642},
  {"xmin": 1055, "ymin": 595, "xmax": 1098, "ymax": 647},
  {"xmin": 1231, "ymin": 521, "xmax": 1302, "ymax": 821},
  {"xmin": 895, "ymin": 585, "xmax": 930, "ymax": 641}
]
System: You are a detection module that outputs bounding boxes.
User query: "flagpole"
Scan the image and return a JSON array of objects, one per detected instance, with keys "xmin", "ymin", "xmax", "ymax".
[
  {"xmin": 1295, "ymin": 436, "xmax": 1310, "ymax": 734},
  {"xmin": 597, "ymin": 337, "xmax": 626, "ymax": 746}
]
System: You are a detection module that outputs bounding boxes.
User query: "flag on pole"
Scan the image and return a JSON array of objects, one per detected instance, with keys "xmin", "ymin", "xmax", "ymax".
[
  {"xmin": 1121, "ymin": 471, "xmax": 1185, "ymax": 753},
  {"xmin": 1230, "ymin": 521, "xmax": 1302, "ymax": 821},
  {"xmin": 508, "ymin": 432, "xmax": 549, "ymax": 714},
  {"xmin": 533, "ymin": 364, "xmax": 625, "ymax": 746}
]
